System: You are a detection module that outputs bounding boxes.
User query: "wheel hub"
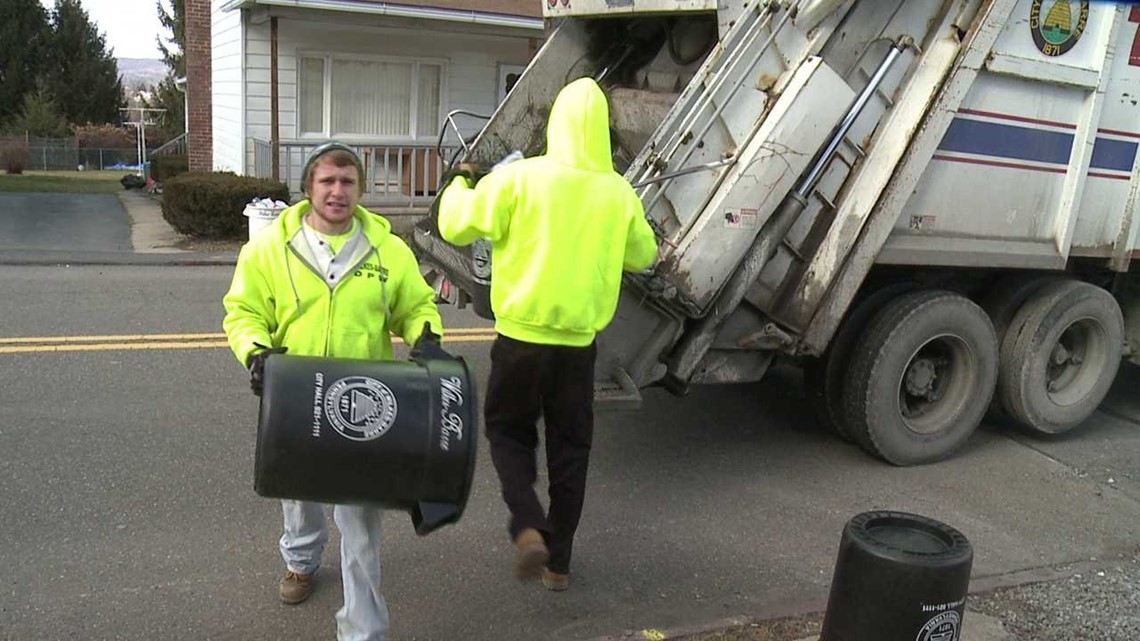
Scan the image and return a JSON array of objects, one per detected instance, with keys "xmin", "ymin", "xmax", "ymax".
[
  {"xmin": 905, "ymin": 359, "xmax": 937, "ymax": 398},
  {"xmin": 1047, "ymin": 330, "xmax": 1088, "ymax": 393}
]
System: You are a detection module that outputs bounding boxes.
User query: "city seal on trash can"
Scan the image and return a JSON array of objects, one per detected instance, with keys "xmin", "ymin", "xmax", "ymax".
[
  {"xmin": 323, "ymin": 375, "xmax": 399, "ymax": 441},
  {"xmin": 253, "ymin": 352, "xmax": 478, "ymax": 536}
]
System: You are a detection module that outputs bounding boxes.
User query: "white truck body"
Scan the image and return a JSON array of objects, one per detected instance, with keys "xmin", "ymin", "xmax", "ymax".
[{"xmin": 415, "ymin": 0, "xmax": 1140, "ymax": 464}]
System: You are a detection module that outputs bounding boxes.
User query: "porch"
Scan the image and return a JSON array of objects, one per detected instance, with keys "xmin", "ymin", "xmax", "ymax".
[{"xmin": 252, "ymin": 139, "xmax": 460, "ymax": 215}]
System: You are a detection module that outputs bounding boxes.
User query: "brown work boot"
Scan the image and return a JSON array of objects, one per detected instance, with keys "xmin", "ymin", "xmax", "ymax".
[
  {"xmin": 514, "ymin": 528, "xmax": 549, "ymax": 580},
  {"xmin": 541, "ymin": 568, "xmax": 570, "ymax": 592},
  {"xmin": 278, "ymin": 570, "xmax": 314, "ymax": 604}
]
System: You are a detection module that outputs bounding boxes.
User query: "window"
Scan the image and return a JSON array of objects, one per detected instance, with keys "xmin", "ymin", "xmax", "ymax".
[
  {"xmin": 299, "ymin": 54, "xmax": 444, "ymax": 140},
  {"xmin": 497, "ymin": 64, "xmax": 525, "ymax": 103}
]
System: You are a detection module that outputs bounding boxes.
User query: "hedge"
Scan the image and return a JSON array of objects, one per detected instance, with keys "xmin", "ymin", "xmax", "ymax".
[{"xmin": 162, "ymin": 172, "xmax": 290, "ymax": 239}]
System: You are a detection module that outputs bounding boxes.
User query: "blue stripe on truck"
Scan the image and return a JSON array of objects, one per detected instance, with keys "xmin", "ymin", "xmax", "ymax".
[{"xmin": 937, "ymin": 117, "xmax": 1138, "ymax": 174}]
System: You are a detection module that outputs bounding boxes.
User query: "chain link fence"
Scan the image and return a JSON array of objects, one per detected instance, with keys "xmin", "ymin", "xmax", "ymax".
[{"xmin": 0, "ymin": 135, "xmax": 148, "ymax": 171}]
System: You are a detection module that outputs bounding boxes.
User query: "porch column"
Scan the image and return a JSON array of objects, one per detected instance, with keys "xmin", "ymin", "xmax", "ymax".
[{"xmin": 271, "ymin": 16, "xmax": 280, "ymax": 181}]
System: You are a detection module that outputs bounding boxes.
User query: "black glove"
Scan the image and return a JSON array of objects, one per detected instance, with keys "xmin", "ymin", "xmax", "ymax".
[
  {"xmin": 440, "ymin": 162, "xmax": 487, "ymax": 189},
  {"xmin": 431, "ymin": 164, "xmax": 486, "ymax": 223},
  {"xmin": 410, "ymin": 322, "xmax": 453, "ymax": 363},
  {"xmin": 248, "ymin": 344, "xmax": 288, "ymax": 396}
]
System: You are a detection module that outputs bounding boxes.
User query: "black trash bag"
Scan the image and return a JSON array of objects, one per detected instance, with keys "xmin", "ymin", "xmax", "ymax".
[{"xmin": 120, "ymin": 174, "xmax": 146, "ymax": 190}]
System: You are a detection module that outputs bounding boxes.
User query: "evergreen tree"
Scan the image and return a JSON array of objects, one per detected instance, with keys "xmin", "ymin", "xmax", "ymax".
[
  {"xmin": 9, "ymin": 81, "xmax": 71, "ymax": 138},
  {"xmin": 157, "ymin": 0, "xmax": 185, "ymax": 75},
  {"xmin": 46, "ymin": 0, "xmax": 123, "ymax": 126},
  {"xmin": 0, "ymin": 0, "xmax": 51, "ymax": 127},
  {"xmin": 147, "ymin": 0, "xmax": 186, "ymax": 136}
]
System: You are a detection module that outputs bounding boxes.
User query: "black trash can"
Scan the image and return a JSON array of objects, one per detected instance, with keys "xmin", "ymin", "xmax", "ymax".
[
  {"xmin": 254, "ymin": 353, "xmax": 477, "ymax": 536},
  {"xmin": 820, "ymin": 511, "xmax": 973, "ymax": 641}
]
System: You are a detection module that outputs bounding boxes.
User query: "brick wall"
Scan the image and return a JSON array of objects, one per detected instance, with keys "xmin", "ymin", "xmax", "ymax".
[{"xmin": 186, "ymin": 0, "xmax": 212, "ymax": 171}]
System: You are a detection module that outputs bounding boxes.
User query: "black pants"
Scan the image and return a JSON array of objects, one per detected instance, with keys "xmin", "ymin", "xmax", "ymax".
[{"xmin": 485, "ymin": 334, "xmax": 596, "ymax": 574}]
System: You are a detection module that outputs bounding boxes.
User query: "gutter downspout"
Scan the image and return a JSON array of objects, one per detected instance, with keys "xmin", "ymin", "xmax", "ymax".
[{"xmin": 174, "ymin": 76, "xmax": 188, "ymax": 136}]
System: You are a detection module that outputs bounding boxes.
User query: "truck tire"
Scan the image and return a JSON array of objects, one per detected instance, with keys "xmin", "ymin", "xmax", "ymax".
[
  {"xmin": 842, "ymin": 290, "xmax": 998, "ymax": 466},
  {"xmin": 804, "ymin": 282, "xmax": 918, "ymax": 442},
  {"xmin": 998, "ymin": 280, "xmax": 1123, "ymax": 434},
  {"xmin": 980, "ymin": 273, "xmax": 1061, "ymax": 421}
]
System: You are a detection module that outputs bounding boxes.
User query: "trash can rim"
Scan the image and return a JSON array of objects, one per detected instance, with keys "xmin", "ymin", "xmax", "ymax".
[{"xmin": 848, "ymin": 510, "xmax": 972, "ymax": 559}]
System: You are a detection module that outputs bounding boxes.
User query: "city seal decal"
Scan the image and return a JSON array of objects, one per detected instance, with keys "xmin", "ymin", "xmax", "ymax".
[
  {"xmin": 1030, "ymin": 0, "xmax": 1089, "ymax": 57},
  {"xmin": 324, "ymin": 376, "xmax": 398, "ymax": 442},
  {"xmin": 916, "ymin": 610, "xmax": 960, "ymax": 641}
]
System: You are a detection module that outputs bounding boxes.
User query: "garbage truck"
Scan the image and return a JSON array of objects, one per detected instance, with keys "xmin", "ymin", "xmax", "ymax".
[{"xmin": 412, "ymin": 0, "xmax": 1140, "ymax": 466}]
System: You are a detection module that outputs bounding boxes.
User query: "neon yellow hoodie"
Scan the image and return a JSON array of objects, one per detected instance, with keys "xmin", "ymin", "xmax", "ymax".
[
  {"xmin": 222, "ymin": 201, "xmax": 442, "ymax": 366},
  {"xmin": 437, "ymin": 77, "xmax": 658, "ymax": 347}
]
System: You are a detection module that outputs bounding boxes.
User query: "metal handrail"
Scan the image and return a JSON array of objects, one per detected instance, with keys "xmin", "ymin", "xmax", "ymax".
[{"xmin": 151, "ymin": 133, "xmax": 187, "ymax": 156}]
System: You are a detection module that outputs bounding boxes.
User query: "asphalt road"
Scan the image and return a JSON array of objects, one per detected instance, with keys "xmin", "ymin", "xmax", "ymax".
[
  {"xmin": 2, "ymin": 264, "xmax": 1139, "ymax": 641},
  {"xmin": 0, "ymin": 193, "xmax": 131, "ymax": 252}
]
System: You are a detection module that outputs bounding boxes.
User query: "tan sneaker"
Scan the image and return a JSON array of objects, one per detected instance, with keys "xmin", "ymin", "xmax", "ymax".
[
  {"xmin": 278, "ymin": 570, "xmax": 314, "ymax": 604},
  {"xmin": 514, "ymin": 528, "xmax": 549, "ymax": 580},
  {"xmin": 541, "ymin": 568, "xmax": 570, "ymax": 592}
]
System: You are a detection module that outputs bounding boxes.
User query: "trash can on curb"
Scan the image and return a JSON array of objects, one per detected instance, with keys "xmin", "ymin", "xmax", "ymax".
[
  {"xmin": 820, "ymin": 511, "xmax": 973, "ymax": 641},
  {"xmin": 254, "ymin": 353, "xmax": 478, "ymax": 536},
  {"xmin": 243, "ymin": 203, "xmax": 285, "ymax": 239}
]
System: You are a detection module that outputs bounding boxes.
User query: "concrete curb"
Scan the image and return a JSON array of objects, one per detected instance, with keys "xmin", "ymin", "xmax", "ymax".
[
  {"xmin": 0, "ymin": 249, "xmax": 238, "ymax": 266},
  {"xmin": 582, "ymin": 557, "xmax": 1135, "ymax": 641}
]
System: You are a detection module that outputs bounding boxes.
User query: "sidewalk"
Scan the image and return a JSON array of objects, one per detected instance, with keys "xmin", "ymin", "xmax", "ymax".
[
  {"xmin": 116, "ymin": 189, "xmax": 190, "ymax": 253},
  {"xmin": 115, "ymin": 189, "xmax": 240, "ymax": 264},
  {"xmin": 788, "ymin": 612, "xmax": 1013, "ymax": 641}
]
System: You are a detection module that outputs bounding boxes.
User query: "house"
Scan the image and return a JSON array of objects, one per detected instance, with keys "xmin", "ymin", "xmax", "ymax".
[{"xmin": 201, "ymin": 0, "xmax": 545, "ymax": 209}]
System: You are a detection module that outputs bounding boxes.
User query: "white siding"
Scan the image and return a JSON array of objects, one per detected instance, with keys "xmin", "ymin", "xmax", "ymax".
[
  {"xmin": 242, "ymin": 18, "xmax": 532, "ymax": 174},
  {"xmin": 211, "ymin": 0, "xmax": 243, "ymax": 173}
]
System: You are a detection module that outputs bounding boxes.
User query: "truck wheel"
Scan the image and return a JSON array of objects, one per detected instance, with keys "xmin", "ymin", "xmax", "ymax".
[
  {"xmin": 805, "ymin": 282, "xmax": 918, "ymax": 442},
  {"xmin": 998, "ymin": 280, "xmax": 1123, "ymax": 434},
  {"xmin": 843, "ymin": 290, "xmax": 998, "ymax": 465},
  {"xmin": 980, "ymin": 273, "xmax": 1060, "ymax": 421}
]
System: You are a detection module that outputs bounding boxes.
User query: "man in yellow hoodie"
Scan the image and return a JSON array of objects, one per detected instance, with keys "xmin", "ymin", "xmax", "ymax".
[
  {"xmin": 223, "ymin": 142, "xmax": 443, "ymax": 640},
  {"xmin": 437, "ymin": 77, "xmax": 658, "ymax": 591}
]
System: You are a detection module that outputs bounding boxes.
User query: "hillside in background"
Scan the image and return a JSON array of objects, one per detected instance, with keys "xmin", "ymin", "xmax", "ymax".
[{"xmin": 118, "ymin": 58, "xmax": 168, "ymax": 90}]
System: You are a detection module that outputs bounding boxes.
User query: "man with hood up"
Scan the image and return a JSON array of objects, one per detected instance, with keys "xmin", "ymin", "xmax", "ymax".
[
  {"xmin": 223, "ymin": 142, "xmax": 444, "ymax": 640},
  {"xmin": 437, "ymin": 77, "xmax": 658, "ymax": 591}
]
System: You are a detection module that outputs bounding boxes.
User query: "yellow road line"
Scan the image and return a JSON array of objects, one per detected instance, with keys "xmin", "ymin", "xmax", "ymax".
[
  {"xmin": 0, "ymin": 341, "xmax": 232, "ymax": 354},
  {"xmin": 0, "ymin": 328, "xmax": 497, "ymax": 345},
  {"xmin": 0, "ymin": 334, "xmax": 497, "ymax": 354}
]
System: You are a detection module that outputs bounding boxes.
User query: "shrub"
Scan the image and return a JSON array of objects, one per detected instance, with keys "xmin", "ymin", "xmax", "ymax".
[
  {"xmin": 162, "ymin": 172, "xmax": 290, "ymax": 239},
  {"xmin": 73, "ymin": 124, "xmax": 134, "ymax": 149},
  {"xmin": 149, "ymin": 154, "xmax": 188, "ymax": 182},
  {"xmin": 0, "ymin": 142, "xmax": 29, "ymax": 175}
]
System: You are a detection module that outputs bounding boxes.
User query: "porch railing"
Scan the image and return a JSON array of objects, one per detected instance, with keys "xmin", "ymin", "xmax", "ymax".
[
  {"xmin": 252, "ymin": 139, "xmax": 459, "ymax": 208},
  {"xmin": 151, "ymin": 133, "xmax": 187, "ymax": 156}
]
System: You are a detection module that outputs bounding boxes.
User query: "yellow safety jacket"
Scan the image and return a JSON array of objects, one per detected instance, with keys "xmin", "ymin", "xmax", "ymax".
[
  {"xmin": 223, "ymin": 201, "xmax": 442, "ymax": 366},
  {"xmin": 438, "ymin": 77, "xmax": 658, "ymax": 346}
]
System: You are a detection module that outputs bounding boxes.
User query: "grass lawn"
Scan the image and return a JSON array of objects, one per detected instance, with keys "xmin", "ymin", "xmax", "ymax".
[{"xmin": 0, "ymin": 170, "xmax": 131, "ymax": 194}]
